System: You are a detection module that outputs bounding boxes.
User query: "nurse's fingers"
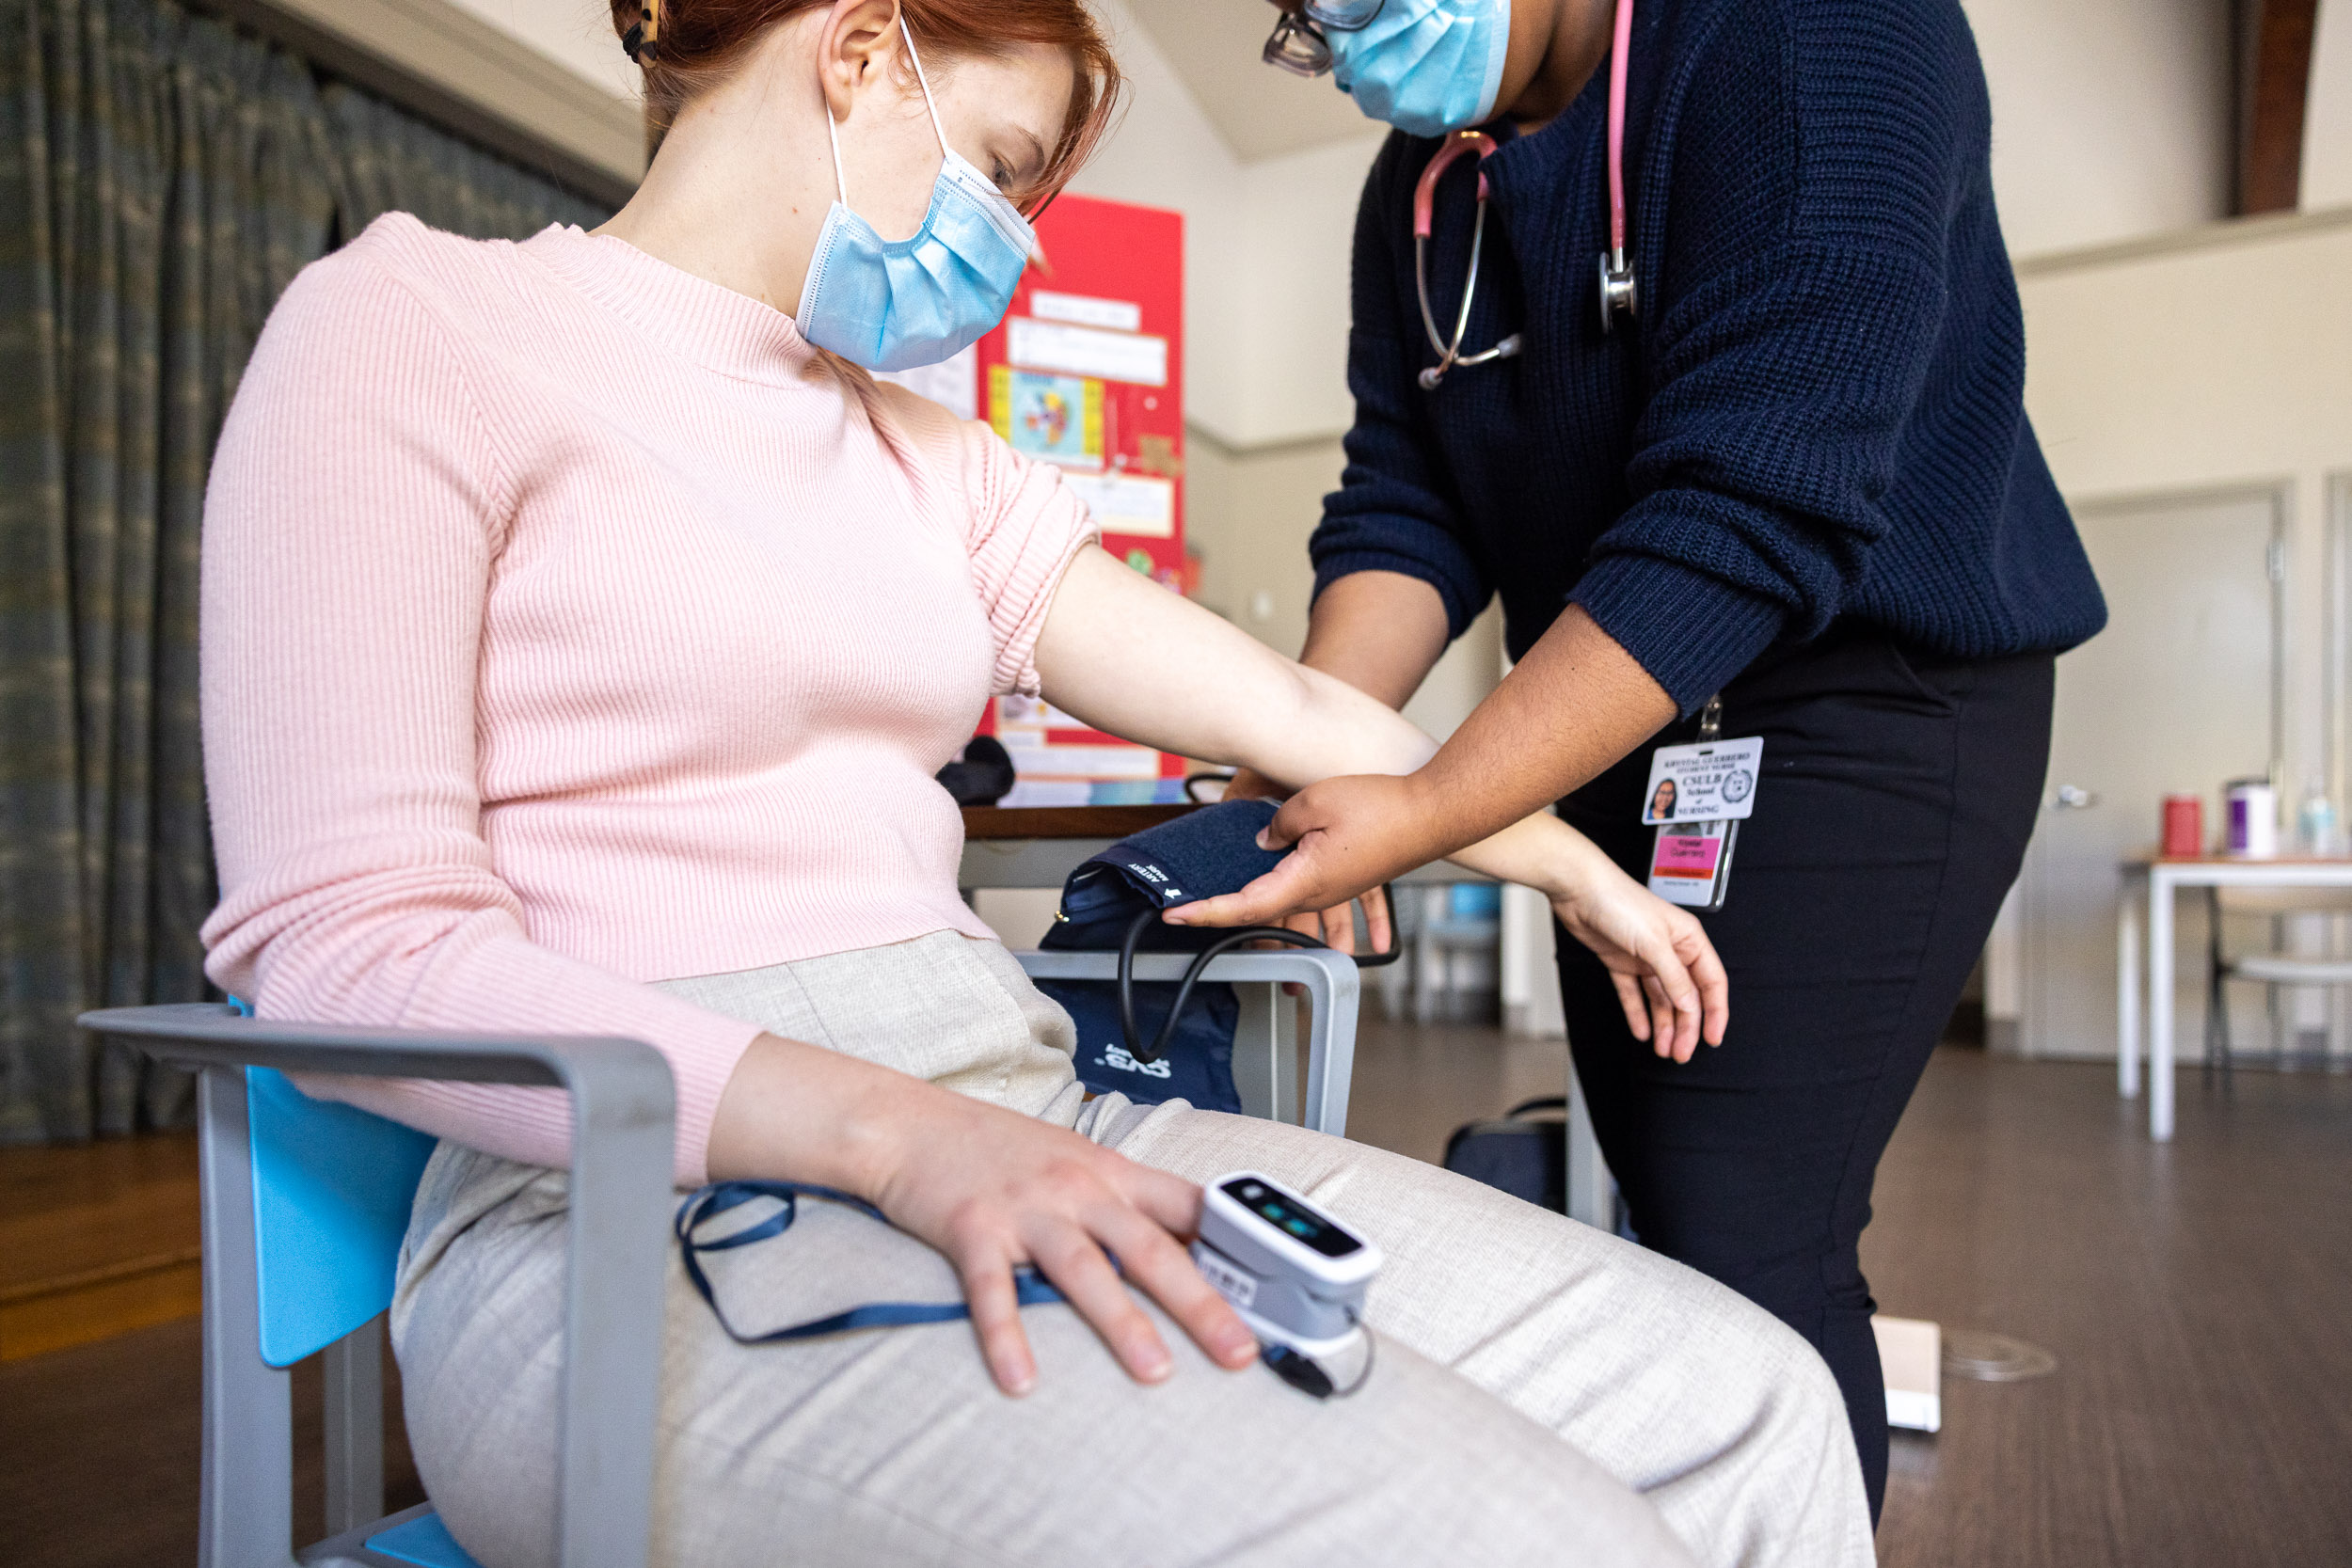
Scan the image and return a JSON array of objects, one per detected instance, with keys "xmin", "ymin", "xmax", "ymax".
[
  {"xmin": 1658, "ymin": 908, "xmax": 1731, "ymax": 1049},
  {"xmin": 1685, "ymin": 927, "xmax": 1730, "ymax": 1048},
  {"xmin": 1361, "ymin": 885, "xmax": 1394, "ymax": 959},
  {"xmin": 1642, "ymin": 975, "xmax": 1683, "ymax": 1061},
  {"xmin": 1629, "ymin": 932, "xmax": 1703, "ymax": 1062},
  {"xmin": 1613, "ymin": 970, "xmax": 1652, "ymax": 1041}
]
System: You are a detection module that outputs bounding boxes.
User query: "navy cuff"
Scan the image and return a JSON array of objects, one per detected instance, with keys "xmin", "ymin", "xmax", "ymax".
[
  {"xmin": 1311, "ymin": 547, "xmax": 1490, "ymax": 641},
  {"xmin": 1571, "ymin": 555, "xmax": 1788, "ymax": 715}
]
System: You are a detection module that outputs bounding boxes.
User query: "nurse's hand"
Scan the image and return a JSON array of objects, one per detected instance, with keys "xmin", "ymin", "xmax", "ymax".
[
  {"xmin": 1167, "ymin": 772, "xmax": 1444, "ymax": 933},
  {"xmin": 1168, "ymin": 771, "xmax": 1727, "ymax": 1061},
  {"xmin": 1219, "ymin": 766, "xmax": 1394, "ymax": 958}
]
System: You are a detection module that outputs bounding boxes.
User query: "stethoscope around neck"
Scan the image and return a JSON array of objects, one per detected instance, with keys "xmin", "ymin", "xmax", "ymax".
[{"xmin": 1415, "ymin": 0, "xmax": 1638, "ymax": 390}]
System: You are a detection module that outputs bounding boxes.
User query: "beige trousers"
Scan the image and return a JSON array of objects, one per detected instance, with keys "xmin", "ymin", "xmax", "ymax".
[{"xmin": 392, "ymin": 932, "xmax": 1872, "ymax": 1568}]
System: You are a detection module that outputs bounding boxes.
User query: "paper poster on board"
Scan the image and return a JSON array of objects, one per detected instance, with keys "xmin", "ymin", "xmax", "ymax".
[
  {"xmin": 1064, "ymin": 471, "xmax": 1175, "ymax": 538},
  {"xmin": 993, "ymin": 368, "xmax": 1104, "ymax": 469}
]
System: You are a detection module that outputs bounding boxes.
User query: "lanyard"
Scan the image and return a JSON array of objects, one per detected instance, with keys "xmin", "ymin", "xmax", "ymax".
[{"xmin": 675, "ymin": 1180, "xmax": 1065, "ymax": 1345}]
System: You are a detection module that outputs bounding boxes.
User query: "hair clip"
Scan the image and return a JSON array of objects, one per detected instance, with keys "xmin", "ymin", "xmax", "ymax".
[{"xmin": 624, "ymin": 0, "xmax": 660, "ymax": 62}]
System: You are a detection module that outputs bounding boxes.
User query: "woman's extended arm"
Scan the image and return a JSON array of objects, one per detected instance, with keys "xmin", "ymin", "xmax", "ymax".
[{"xmin": 1032, "ymin": 546, "xmax": 1725, "ymax": 1057}]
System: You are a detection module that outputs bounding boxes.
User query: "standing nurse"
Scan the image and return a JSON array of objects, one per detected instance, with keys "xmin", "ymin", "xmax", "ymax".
[{"xmin": 1201, "ymin": 0, "xmax": 2108, "ymax": 1518}]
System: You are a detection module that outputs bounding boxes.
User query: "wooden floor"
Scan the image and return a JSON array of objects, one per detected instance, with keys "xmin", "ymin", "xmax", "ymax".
[
  {"xmin": 5, "ymin": 1026, "xmax": 2348, "ymax": 1565},
  {"xmin": 0, "ymin": 1313, "xmax": 427, "ymax": 1568},
  {"xmin": 1863, "ymin": 1049, "xmax": 2352, "ymax": 1567},
  {"xmin": 0, "ymin": 1130, "xmax": 201, "ymax": 1360}
]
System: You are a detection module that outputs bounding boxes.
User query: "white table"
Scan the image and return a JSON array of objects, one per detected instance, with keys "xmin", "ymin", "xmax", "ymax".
[{"xmin": 2118, "ymin": 854, "xmax": 2352, "ymax": 1139}]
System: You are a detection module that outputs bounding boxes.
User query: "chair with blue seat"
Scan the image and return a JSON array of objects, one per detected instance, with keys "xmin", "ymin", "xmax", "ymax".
[
  {"xmin": 78, "ymin": 1003, "xmax": 676, "ymax": 1568},
  {"xmin": 80, "ymin": 948, "xmax": 1359, "ymax": 1568}
]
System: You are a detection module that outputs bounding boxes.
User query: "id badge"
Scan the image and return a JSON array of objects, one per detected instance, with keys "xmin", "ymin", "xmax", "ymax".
[
  {"xmin": 1649, "ymin": 819, "xmax": 1738, "ymax": 911},
  {"xmin": 1641, "ymin": 697, "xmax": 1760, "ymax": 912}
]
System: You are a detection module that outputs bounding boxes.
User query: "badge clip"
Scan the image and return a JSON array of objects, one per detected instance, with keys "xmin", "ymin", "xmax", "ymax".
[{"xmin": 1644, "ymin": 695, "xmax": 1757, "ymax": 912}]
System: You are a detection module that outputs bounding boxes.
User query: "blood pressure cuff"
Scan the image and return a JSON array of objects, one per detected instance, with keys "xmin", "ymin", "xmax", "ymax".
[{"xmin": 1035, "ymin": 800, "xmax": 1294, "ymax": 1115}]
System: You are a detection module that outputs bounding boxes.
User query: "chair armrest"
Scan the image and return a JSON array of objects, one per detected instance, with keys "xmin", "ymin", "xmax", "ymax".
[
  {"xmin": 81, "ymin": 1004, "xmax": 672, "ymax": 1568},
  {"xmin": 82, "ymin": 1001, "xmax": 662, "ymax": 1092}
]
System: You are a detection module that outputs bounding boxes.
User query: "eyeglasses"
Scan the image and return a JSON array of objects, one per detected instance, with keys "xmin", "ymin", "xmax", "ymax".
[{"xmin": 1262, "ymin": 0, "xmax": 1388, "ymax": 78}]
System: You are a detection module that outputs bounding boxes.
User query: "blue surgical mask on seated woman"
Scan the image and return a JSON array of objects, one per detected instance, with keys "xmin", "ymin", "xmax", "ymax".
[
  {"xmin": 1327, "ymin": 0, "xmax": 1512, "ymax": 138},
  {"xmin": 795, "ymin": 22, "xmax": 1037, "ymax": 372}
]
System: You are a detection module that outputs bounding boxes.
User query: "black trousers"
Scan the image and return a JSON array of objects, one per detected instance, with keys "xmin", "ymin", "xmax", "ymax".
[{"xmin": 1556, "ymin": 627, "xmax": 2054, "ymax": 1522}]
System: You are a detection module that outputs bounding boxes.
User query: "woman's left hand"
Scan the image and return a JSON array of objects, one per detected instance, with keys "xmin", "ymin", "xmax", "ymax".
[{"xmin": 1549, "ymin": 858, "xmax": 1729, "ymax": 1064}]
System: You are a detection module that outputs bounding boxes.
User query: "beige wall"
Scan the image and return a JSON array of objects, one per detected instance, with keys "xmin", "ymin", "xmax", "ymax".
[
  {"xmin": 445, "ymin": 0, "xmax": 640, "ymax": 101},
  {"xmin": 2306, "ymin": 0, "xmax": 2352, "ymax": 210},
  {"xmin": 1185, "ymin": 430, "xmax": 1503, "ymax": 737},
  {"xmin": 1961, "ymin": 0, "xmax": 2234, "ymax": 257},
  {"xmin": 2018, "ymin": 211, "xmax": 2352, "ymax": 802}
]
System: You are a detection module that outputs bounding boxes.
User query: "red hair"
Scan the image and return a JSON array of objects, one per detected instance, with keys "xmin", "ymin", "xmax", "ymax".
[{"xmin": 612, "ymin": 0, "xmax": 1123, "ymax": 207}]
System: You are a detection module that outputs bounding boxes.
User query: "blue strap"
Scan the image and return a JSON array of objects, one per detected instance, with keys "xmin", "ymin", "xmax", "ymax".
[{"xmin": 675, "ymin": 1180, "xmax": 1066, "ymax": 1344}]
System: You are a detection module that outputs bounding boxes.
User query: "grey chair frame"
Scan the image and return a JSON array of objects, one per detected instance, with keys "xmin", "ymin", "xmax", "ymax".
[
  {"xmin": 77, "ymin": 949, "xmax": 1357, "ymax": 1566},
  {"xmin": 79, "ymin": 1004, "xmax": 676, "ymax": 1568}
]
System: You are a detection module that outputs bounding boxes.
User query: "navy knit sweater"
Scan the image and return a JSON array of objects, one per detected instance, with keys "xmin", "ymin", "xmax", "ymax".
[{"xmin": 1309, "ymin": 0, "xmax": 2106, "ymax": 712}]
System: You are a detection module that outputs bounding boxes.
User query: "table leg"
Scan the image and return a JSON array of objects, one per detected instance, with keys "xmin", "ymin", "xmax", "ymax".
[
  {"xmin": 2149, "ymin": 872, "xmax": 2175, "ymax": 1141},
  {"xmin": 2118, "ymin": 880, "xmax": 2142, "ymax": 1100},
  {"xmin": 1565, "ymin": 1057, "xmax": 1614, "ymax": 1232}
]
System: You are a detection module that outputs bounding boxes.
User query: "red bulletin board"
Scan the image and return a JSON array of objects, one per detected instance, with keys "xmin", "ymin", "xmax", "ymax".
[{"xmin": 973, "ymin": 194, "xmax": 1189, "ymax": 800}]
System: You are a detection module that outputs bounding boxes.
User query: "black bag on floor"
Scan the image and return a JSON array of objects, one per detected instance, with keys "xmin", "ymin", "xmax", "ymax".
[{"xmin": 1442, "ymin": 1097, "xmax": 1567, "ymax": 1212}]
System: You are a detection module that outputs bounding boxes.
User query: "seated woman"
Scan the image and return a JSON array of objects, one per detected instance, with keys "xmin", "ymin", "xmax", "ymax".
[{"xmin": 198, "ymin": 2, "xmax": 1870, "ymax": 1563}]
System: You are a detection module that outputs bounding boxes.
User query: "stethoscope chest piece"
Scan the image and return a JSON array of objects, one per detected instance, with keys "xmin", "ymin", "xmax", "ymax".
[{"xmin": 1597, "ymin": 248, "xmax": 1638, "ymax": 334}]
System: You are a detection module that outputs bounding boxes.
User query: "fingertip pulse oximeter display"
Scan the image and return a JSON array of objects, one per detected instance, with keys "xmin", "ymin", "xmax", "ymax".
[{"xmin": 1221, "ymin": 1176, "xmax": 1362, "ymax": 1259}]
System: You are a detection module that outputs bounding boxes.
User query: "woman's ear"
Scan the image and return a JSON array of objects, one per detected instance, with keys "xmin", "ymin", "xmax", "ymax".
[{"xmin": 818, "ymin": 0, "xmax": 908, "ymax": 124}]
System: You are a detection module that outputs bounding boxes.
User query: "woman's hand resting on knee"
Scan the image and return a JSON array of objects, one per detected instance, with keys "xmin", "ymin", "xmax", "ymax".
[{"xmin": 707, "ymin": 1034, "xmax": 1260, "ymax": 1396}]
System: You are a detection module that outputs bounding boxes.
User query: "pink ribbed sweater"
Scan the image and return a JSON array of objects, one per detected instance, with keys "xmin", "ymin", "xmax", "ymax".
[{"xmin": 199, "ymin": 215, "xmax": 1093, "ymax": 1184}]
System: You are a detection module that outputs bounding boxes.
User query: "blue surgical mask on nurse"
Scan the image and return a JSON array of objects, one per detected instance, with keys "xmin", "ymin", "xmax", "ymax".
[
  {"xmin": 795, "ymin": 19, "xmax": 1037, "ymax": 372},
  {"xmin": 1263, "ymin": 0, "xmax": 1513, "ymax": 139}
]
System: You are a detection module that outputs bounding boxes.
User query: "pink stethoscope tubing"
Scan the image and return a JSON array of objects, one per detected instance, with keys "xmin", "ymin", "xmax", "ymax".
[
  {"xmin": 1597, "ymin": 0, "xmax": 1638, "ymax": 329},
  {"xmin": 1412, "ymin": 0, "xmax": 1636, "ymax": 389}
]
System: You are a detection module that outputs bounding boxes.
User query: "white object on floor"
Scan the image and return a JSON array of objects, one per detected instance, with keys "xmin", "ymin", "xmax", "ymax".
[{"xmin": 1873, "ymin": 1314, "xmax": 1942, "ymax": 1433}]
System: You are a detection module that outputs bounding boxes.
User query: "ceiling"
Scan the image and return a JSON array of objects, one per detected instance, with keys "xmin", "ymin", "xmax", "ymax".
[{"xmin": 1122, "ymin": 0, "xmax": 1380, "ymax": 161}]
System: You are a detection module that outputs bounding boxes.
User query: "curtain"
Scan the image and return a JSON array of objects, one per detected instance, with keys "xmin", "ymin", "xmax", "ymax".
[{"xmin": 0, "ymin": 0, "xmax": 614, "ymax": 1143}]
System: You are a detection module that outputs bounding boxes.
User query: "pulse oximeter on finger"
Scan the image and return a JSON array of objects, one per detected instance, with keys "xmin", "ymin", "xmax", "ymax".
[{"xmin": 1192, "ymin": 1171, "xmax": 1381, "ymax": 1368}]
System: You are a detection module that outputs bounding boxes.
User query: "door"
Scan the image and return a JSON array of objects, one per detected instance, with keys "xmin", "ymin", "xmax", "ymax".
[{"xmin": 2022, "ymin": 488, "xmax": 2281, "ymax": 1058}]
